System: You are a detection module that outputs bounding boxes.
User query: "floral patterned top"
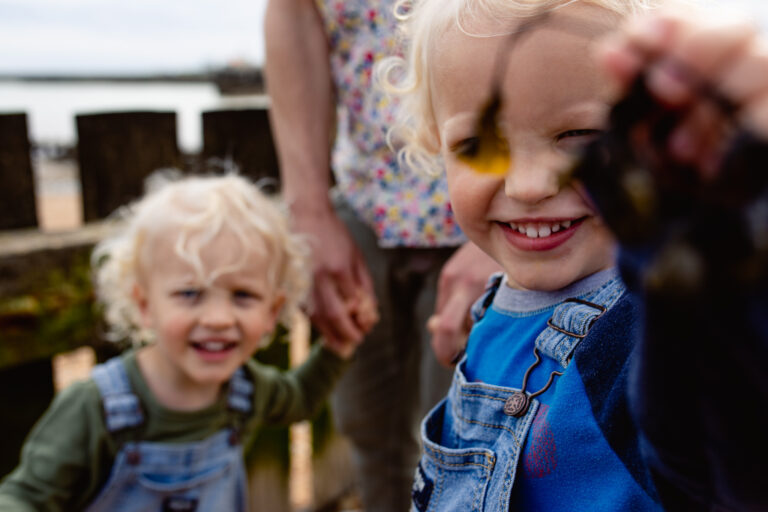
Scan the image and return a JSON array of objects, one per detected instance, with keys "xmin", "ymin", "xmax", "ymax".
[{"xmin": 314, "ymin": 0, "xmax": 465, "ymax": 247}]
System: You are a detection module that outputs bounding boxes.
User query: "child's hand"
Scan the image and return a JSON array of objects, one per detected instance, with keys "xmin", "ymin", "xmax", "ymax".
[
  {"xmin": 346, "ymin": 287, "xmax": 379, "ymax": 334},
  {"xmin": 322, "ymin": 288, "xmax": 379, "ymax": 359},
  {"xmin": 596, "ymin": 8, "xmax": 768, "ymax": 180}
]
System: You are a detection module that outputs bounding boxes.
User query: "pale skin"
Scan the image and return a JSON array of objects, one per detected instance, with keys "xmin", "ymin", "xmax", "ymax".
[
  {"xmin": 264, "ymin": 0, "xmax": 500, "ymax": 367},
  {"xmin": 430, "ymin": 3, "xmax": 619, "ymax": 296},
  {"xmin": 132, "ymin": 230, "xmax": 357, "ymax": 412},
  {"xmin": 427, "ymin": 2, "xmax": 767, "ymax": 305}
]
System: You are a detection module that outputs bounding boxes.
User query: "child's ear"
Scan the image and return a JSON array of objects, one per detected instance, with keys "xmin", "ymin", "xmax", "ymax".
[
  {"xmin": 268, "ymin": 294, "xmax": 286, "ymax": 327},
  {"xmin": 132, "ymin": 282, "xmax": 153, "ymax": 328}
]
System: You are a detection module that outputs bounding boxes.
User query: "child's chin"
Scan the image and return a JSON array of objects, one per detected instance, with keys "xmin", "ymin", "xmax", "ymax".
[{"xmin": 506, "ymin": 271, "xmax": 578, "ymax": 292}]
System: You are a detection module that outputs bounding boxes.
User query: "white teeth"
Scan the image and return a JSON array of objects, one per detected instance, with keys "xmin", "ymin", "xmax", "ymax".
[
  {"xmin": 507, "ymin": 219, "xmax": 577, "ymax": 238},
  {"xmin": 201, "ymin": 341, "xmax": 227, "ymax": 352}
]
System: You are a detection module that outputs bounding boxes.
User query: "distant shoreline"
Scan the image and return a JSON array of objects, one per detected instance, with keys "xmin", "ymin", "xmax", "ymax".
[
  {"xmin": 0, "ymin": 68, "xmax": 266, "ymax": 95},
  {"xmin": 0, "ymin": 73, "xmax": 220, "ymax": 84}
]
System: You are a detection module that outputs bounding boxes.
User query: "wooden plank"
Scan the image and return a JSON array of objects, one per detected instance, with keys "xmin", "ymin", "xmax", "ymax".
[
  {"xmin": 201, "ymin": 106, "xmax": 280, "ymax": 188},
  {"xmin": 0, "ymin": 221, "xmax": 118, "ymax": 298},
  {"xmin": 0, "ymin": 113, "xmax": 38, "ymax": 230},
  {"xmin": 76, "ymin": 111, "xmax": 181, "ymax": 221},
  {"xmin": 0, "ymin": 222, "xmax": 120, "ymax": 369}
]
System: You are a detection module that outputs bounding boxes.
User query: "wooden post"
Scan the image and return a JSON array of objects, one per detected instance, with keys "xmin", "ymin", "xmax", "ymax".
[
  {"xmin": 201, "ymin": 108, "xmax": 279, "ymax": 187},
  {"xmin": 0, "ymin": 113, "xmax": 38, "ymax": 230},
  {"xmin": 0, "ymin": 113, "xmax": 53, "ymax": 478},
  {"xmin": 76, "ymin": 111, "xmax": 181, "ymax": 221}
]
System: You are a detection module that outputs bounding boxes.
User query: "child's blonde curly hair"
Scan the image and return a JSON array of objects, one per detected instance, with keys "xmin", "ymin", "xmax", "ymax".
[
  {"xmin": 92, "ymin": 171, "xmax": 311, "ymax": 346},
  {"xmin": 379, "ymin": 0, "xmax": 660, "ymax": 175}
]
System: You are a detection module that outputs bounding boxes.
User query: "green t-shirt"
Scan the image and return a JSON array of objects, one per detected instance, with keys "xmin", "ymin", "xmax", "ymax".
[{"xmin": 0, "ymin": 344, "xmax": 347, "ymax": 512}]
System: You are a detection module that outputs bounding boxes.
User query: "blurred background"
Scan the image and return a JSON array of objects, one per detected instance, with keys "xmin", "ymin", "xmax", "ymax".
[
  {"xmin": 1, "ymin": 1, "xmax": 768, "ymax": 511},
  {"xmin": 1, "ymin": 0, "xmax": 269, "ymax": 154}
]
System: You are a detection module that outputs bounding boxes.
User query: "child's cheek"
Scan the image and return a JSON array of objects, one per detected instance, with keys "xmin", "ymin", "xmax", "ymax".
[
  {"xmin": 158, "ymin": 314, "xmax": 193, "ymax": 344},
  {"xmin": 573, "ymin": 181, "xmax": 601, "ymax": 216}
]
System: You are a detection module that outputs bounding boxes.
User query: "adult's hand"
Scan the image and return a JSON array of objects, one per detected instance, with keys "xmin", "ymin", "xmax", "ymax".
[
  {"xmin": 293, "ymin": 202, "xmax": 377, "ymax": 349},
  {"xmin": 428, "ymin": 241, "xmax": 502, "ymax": 366},
  {"xmin": 265, "ymin": 0, "xmax": 377, "ymax": 350}
]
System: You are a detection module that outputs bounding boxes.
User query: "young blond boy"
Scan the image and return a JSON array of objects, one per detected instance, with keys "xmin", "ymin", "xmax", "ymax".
[
  {"xmin": 385, "ymin": 0, "xmax": 768, "ymax": 509},
  {"xmin": 0, "ymin": 173, "xmax": 358, "ymax": 511}
]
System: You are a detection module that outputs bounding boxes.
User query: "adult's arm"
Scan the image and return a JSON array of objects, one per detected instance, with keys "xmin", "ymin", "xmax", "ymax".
[{"xmin": 264, "ymin": 0, "xmax": 376, "ymax": 348}]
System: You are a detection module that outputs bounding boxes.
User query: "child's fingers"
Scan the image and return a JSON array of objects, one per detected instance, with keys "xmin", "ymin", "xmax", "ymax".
[
  {"xmin": 668, "ymin": 98, "xmax": 735, "ymax": 179},
  {"xmin": 594, "ymin": 14, "xmax": 680, "ymax": 91},
  {"xmin": 719, "ymin": 41, "xmax": 768, "ymax": 107},
  {"xmin": 313, "ymin": 274, "xmax": 365, "ymax": 344},
  {"xmin": 598, "ymin": 11, "xmax": 758, "ymax": 107}
]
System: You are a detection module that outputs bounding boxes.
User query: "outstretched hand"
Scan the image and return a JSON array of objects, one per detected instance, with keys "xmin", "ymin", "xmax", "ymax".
[{"xmin": 596, "ymin": 7, "xmax": 768, "ymax": 178}]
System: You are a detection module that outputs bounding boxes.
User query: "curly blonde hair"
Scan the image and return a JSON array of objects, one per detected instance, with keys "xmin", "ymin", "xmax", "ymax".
[
  {"xmin": 92, "ymin": 171, "xmax": 311, "ymax": 346},
  {"xmin": 378, "ymin": 0, "xmax": 661, "ymax": 175}
]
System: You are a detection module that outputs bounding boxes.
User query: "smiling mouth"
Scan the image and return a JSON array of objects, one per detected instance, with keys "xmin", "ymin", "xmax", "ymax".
[
  {"xmin": 190, "ymin": 341, "xmax": 238, "ymax": 353},
  {"xmin": 500, "ymin": 217, "xmax": 587, "ymax": 239}
]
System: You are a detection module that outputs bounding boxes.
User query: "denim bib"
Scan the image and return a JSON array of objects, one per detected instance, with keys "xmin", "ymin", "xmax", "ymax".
[
  {"xmin": 84, "ymin": 358, "xmax": 252, "ymax": 512},
  {"xmin": 412, "ymin": 277, "xmax": 626, "ymax": 512}
]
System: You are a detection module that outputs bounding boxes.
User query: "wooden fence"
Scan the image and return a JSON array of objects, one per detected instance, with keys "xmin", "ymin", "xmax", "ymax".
[{"xmin": 0, "ymin": 110, "xmax": 353, "ymax": 511}]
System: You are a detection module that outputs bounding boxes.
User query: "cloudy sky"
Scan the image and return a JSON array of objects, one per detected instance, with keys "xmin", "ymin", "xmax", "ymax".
[
  {"xmin": 0, "ymin": 0, "xmax": 268, "ymax": 74},
  {"xmin": 1, "ymin": 0, "xmax": 768, "ymax": 75}
]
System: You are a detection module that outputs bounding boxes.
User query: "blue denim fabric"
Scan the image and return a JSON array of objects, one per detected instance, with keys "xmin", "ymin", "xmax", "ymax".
[
  {"xmin": 413, "ymin": 277, "xmax": 630, "ymax": 511},
  {"xmin": 84, "ymin": 430, "xmax": 247, "ymax": 512},
  {"xmin": 85, "ymin": 358, "xmax": 249, "ymax": 512},
  {"xmin": 414, "ymin": 362, "xmax": 539, "ymax": 512}
]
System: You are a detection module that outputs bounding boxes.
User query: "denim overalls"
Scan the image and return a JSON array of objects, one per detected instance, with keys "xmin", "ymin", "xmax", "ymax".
[
  {"xmin": 412, "ymin": 277, "xmax": 626, "ymax": 512},
  {"xmin": 84, "ymin": 358, "xmax": 252, "ymax": 512}
]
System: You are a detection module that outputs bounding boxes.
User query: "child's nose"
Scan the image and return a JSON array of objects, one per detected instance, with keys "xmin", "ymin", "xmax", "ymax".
[
  {"xmin": 503, "ymin": 151, "xmax": 560, "ymax": 204},
  {"xmin": 199, "ymin": 299, "xmax": 236, "ymax": 328}
]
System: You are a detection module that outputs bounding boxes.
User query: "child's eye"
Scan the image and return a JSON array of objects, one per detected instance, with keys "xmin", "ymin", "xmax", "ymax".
[
  {"xmin": 450, "ymin": 137, "xmax": 481, "ymax": 158},
  {"xmin": 451, "ymin": 134, "xmax": 511, "ymax": 176},
  {"xmin": 556, "ymin": 129, "xmax": 602, "ymax": 152},
  {"xmin": 233, "ymin": 289, "xmax": 262, "ymax": 303},
  {"xmin": 174, "ymin": 289, "xmax": 202, "ymax": 301}
]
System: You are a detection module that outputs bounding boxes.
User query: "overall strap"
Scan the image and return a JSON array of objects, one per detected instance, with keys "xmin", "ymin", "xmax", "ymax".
[
  {"xmin": 535, "ymin": 276, "xmax": 626, "ymax": 368},
  {"xmin": 470, "ymin": 272, "xmax": 505, "ymax": 323},
  {"xmin": 226, "ymin": 366, "xmax": 254, "ymax": 442},
  {"xmin": 91, "ymin": 357, "xmax": 145, "ymax": 432},
  {"xmin": 227, "ymin": 367, "xmax": 253, "ymax": 415}
]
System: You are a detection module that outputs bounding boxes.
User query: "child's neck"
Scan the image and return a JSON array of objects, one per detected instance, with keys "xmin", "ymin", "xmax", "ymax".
[{"xmin": 137, "ymin": 346, "xmax": 223, "ymax": 412}]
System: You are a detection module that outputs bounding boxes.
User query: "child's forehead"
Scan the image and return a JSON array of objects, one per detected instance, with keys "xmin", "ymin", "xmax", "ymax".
[{"xmin": 430, "ymin": 4, "xmax": 616, "ymax": 126}]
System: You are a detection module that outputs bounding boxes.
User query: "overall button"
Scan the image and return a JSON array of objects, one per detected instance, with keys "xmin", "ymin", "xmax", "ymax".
[{"xmin": 504, "ymin": 391, "xmax": 529, "ymax": 417}]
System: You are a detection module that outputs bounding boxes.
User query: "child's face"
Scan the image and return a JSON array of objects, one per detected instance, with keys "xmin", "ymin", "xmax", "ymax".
[
  {"xmin": 430, "ymin": 3, "xmax": 619, "ymax": 291},
  {"xmin": 134, "ymin": 230, "xmax": 283, "ymax": 390}
]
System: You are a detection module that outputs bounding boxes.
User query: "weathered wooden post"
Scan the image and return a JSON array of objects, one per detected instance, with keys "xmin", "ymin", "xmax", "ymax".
[
  {"xmin": 0, "ymin": 112, "xmax": 54, "ymax": 477},
  {"xmin": 76, "ymin": 111, "xmax": 182, "ymax": 221},
  {"xmin": 201, "ymin": 107, "xmax": 279, "ymax": 186},
  {"xmin": 0, "ymin": 113, "xmax": 38, "ymax": 230}
]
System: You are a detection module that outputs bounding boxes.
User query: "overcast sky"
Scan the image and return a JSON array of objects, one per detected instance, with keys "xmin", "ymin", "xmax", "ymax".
[
  {"xmin": 1, "ymin": 0, "xmax": 768, "ymax": 75},
  {"xmin": 0, "ymin": 0, "xmax": 268, "ymax": 74}
]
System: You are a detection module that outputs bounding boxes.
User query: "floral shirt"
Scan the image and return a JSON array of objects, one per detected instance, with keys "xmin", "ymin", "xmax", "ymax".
[{"xmin": 315, "ymin": 0, "xmax": 465, "ymax": 247}]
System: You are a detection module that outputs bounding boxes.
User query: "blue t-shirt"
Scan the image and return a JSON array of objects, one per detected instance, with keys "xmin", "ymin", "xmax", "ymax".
[{"xmin": 463, "ymin": 269, "xmax": 662, "ymax": 511}]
